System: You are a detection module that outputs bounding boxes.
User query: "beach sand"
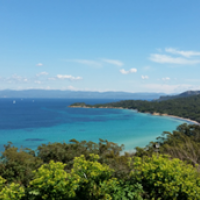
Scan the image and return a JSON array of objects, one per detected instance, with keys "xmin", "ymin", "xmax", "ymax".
[{"xmin": 152, "ymin": 113, "xmax": 200, "ymax": 125}]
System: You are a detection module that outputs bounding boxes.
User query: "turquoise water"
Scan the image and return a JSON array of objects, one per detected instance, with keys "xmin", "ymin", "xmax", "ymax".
[{"xmin": 0, "ymin": 99, "xmax": 189, "ymax": 151}]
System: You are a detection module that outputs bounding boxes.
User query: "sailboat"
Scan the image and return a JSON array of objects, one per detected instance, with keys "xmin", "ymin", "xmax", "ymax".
[{"xmin": 13, "ymin": 100, "xmax": 16, "ymax": 104}]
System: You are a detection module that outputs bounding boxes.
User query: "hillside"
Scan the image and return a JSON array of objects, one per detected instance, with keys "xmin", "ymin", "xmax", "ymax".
[
  {"xmin": 156, "ymin": 90, "xmax": 200, "ymax": 101},
  {"xmin": 70, "ymin": 94, "xmax": 200, "ymax": 123}
]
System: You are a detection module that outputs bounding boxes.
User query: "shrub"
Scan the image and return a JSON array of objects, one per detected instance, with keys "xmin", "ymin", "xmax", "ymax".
[
  {"xmin": 0, "ymin": 176, "xmax": 25, "ymax": 200},
  {"xmin": 29, "ymin": 154, "xmax": 144, "ymax": 200},
  {"xmin": 129, "ymin": 154, "xmax": 200, "ymax": 200},
  {"xmin": 29, "ymin": 160, "xmax": 79, "ymax": 200},
  {"xmin": 71, "ymin": 154, "xmax": 143, "ymax": 200}
]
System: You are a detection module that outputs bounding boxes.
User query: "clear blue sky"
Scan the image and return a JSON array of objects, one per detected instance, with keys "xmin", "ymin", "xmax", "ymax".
[{"xmin": 1, "ymin": 0, "xmax": 200, "ymax": 93}]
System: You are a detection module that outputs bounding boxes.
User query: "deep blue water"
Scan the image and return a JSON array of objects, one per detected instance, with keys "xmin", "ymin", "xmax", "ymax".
[{"xmin": 0, "ymin": 98, "xmax": 189, "ymax": 152}]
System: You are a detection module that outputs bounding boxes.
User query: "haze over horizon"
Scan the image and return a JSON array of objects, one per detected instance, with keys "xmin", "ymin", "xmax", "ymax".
[{"xmin": 1, "ymin": 0, "xmax": 200, "ymax": 94}]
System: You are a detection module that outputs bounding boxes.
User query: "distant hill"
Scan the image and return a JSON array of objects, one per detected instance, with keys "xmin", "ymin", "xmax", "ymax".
[
  {"xmin": 156, "ymin": 90, "xmax": 200, "ymax": 101},
  {"xmin": 0, "ymin": 89, "xmax": 165, "ymax": 100}
]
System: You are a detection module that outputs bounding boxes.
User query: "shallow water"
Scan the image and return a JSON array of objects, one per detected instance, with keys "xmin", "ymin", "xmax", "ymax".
[{"xmin": 0, "ymin": 98, "xmax": 188, "ymax": 151}]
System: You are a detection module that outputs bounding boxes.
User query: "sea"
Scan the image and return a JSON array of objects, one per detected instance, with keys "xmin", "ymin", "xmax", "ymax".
[{"xmin": 0, "ymin": 98, "xmax": 191, "ymax": 152}]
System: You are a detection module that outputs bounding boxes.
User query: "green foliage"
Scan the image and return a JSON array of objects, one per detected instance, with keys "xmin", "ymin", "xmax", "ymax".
[
  {"xmin": 0, "ymin": 183, "xmax": 25, "ymax": 200},
  {"xmin": 71, "ymin": 154, "xmax": 143, "ymax": 200},
  {"xmin": 37, "ymin": 139, "xmax": 124, "ymax": 164},
  {"xmin": 36, "ymin": 139, "xmax": 126, "ymax": 174},
  {"xmin": 0, "ymin": 176, "xmax": 6, "ymax": 191},
  {"xmin": 129, "ymin": 155, "xmax": 200, "ymax": 200},
  {"xmin": 0, "ymin": 139, "xmax": 127, "ymax": 185},
  {"xmin": 0, "ymin": 176, "xmax": 25, "ymax": 200},
  {"xmin": 0, "ymin": 154, "xmax": 144, "ymax": 200},
  {"xmin": 135, "ymin": 124, "xmax": 200, "ymax": 167},
  {"xmin": 71, "ymin": 153, "xmax": 115, "ymax": 200},
  {"xmin": 29, "ymin": 160, "xmax": 78, "ymax": 200},
  {"xmin": 1, "ymin": 151, "xmax": 200, "ymax": 200},
  {"xmin": 110, "ymin": 181, "xmax": 143, "ymax": 200},
  {"xmin": 157, "ymin": 126, "xmax": 200, "ymax": 166},
  {"xmin": 0, "ymin": 142, "xmax": 42, "ymax": 185}
]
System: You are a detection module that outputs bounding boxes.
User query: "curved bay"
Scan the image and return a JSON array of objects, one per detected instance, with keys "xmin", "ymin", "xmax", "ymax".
[{"xmin": 0, "ymin": 99, "xmax": 189, "ymax": 151}]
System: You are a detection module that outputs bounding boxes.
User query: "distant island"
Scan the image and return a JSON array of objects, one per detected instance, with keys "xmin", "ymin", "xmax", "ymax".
[
  {"xmin": 70, "ymin": 92, "xmax": 200, "ymax": 124},
  {"xmin": 0, "ymin": 89, "xmax": 165, "ymax": 100}
]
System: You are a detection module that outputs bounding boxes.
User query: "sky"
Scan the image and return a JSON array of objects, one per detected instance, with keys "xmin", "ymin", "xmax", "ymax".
[{"xmin": 1, "ymin": 0, "xmax": 200, "ymax": 94}]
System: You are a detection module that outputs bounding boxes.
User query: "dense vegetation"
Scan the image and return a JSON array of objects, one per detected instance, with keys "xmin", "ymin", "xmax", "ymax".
[
  {"xmin": 1, "ymin": 123, "xmax": 200, "ymax": 199},
  {"xmin": 71, "ymin": 94, "xmax": 200, "ymax": 123}
]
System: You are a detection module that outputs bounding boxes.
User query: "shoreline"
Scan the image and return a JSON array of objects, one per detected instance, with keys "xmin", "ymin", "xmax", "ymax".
[
  {"xmin": 151, "ymin": 113, "xmax": 200, "ymax": 125},
  {"xmin": 152, "ymin": 113, "xmax": 200, "ymax": 125},
  {"xmin": 69, "ymin": 105, "xmax": 200, "ymax": 125}
]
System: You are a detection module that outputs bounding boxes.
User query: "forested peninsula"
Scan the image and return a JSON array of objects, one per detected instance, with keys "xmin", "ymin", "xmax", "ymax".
[{"xmin": 70, "ymin": 94, "xmax": 200, "ymax": 123}]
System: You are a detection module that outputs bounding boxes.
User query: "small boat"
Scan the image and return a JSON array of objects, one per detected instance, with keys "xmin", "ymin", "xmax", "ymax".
[{"xmin": 13, "ymin": 100, "xmax": 16, "ymax": 104}]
